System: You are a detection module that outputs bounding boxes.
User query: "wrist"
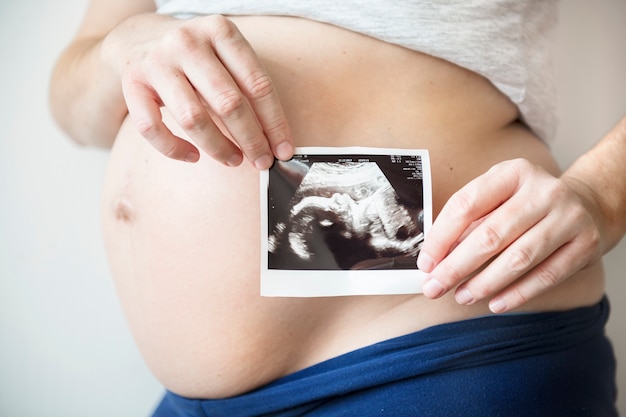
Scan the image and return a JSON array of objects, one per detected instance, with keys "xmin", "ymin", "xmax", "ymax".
[{"xmin": 562, "ymin": 139, "xmax": 626, "ymax": 253}]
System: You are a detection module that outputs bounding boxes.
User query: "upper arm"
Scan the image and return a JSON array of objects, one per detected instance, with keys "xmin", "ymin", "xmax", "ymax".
[{"xmin": 75, "ymin": 0, "xmax": 156, "ymax": 39}]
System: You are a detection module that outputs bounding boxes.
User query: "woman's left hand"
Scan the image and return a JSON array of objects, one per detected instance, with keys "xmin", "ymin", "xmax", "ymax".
[{"xmin": 417, "ymin": 158, "xmax": 606, "ymax": 313}]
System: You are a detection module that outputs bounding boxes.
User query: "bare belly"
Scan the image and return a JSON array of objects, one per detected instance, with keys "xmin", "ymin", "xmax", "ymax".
[{"xmin": 100, "ymin": 16, "xmax": 605, "ymax": 398}]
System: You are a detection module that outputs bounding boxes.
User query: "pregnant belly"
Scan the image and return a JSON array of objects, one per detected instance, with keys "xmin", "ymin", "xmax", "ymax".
[
  {"xmin": 99, "ymin": 16, "xmax": 604, "ymax": 398},
  {"xmin": 101, "ymin": 113, "xmax": 604, "ymax": 400}
]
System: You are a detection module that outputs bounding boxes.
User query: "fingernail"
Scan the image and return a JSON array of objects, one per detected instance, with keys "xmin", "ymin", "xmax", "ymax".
[
  {"xmin": 455, "ymin": 288, "xmax": 474, "ymax": 305},
  {"xmin": 490, "ymin": 299, "xmax": 507, "ymax": 314},
  {"xmin": 254, "ymin": 154, "xmax": 274, "ymax": 170},
  {"xmin": 275, "ymin": 141, "xmax": 293, "ymax": 161},
  {"xmin": 423, "ymin": 278, "xmax": 445, "ymax": 298},
  {"xmin": 417, "ymin": 252, "xmax": 434, "ymax": 272}
]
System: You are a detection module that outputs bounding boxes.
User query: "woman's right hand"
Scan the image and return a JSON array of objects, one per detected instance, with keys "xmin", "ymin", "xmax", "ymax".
[{"xmin": 101, "ymin": 13, "xmax": 293, "ymax": 168}]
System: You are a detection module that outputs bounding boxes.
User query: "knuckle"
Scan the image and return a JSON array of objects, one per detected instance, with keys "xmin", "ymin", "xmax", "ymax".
[
  {"xmin": 163, "ymin": 26, "xmax": 196, "ymax": 52},
  {"xmin": 213, "ymin": 90, "xmax": 245, "ymax": 118},
  {"xmin": 561, "ymin": 203, "xmax": 600, "ymax": 248},
  {"xmin": 134, "ymin": 116, "xmax": 159, "ymax": 140},
  {"xmin": 506, "ymin": 158, "xmax": 533, "ymax": 174},
  {"xmin": 176, "ymin": 106, "xmax": 206, "ymax": 130},
  {"xmin": 493, "ymin": 158, "xmax": 533, "ymax": 187},
  {"xmin": 511, "ymin": 157, "xmax": 533, "ymax": 170},
  {"xmin": 545, "ymin": 180, "xmax": 569, "ymax": 202},
  {"xmin": 488, "ymin": 158, "xmax": 529, "ymax": 190},
  {"xmin": 535, "ymin": 267, "xmax": 560, "ymax": 289},
  {"xmin": 263, "ymin": 116, "xmax": 290, "ymax": 139},
  {"xmin": 446, "ymin": 191, "xmax": 476, "ymax": 220},
  {"xmin": 208, "ymin": 14, "xmax": 239, "ymax": 41},
  {"xmin": 585, "ymin": 227, "xmax": 602, "ymax": 250},
  {"xmin": 245, "ymin": 71, "xmax": 275, "ymax": 100},
  {"xmin": 567, "ymin": 202, "xmax": 591, "ymax": 225},
  {"xmin": 476, "ymin": 224, "xmax": 504, "ymax": 254},
  {"xmin": 506, "ymin": 246, "xmax": 534, "ymax": 274},
  {"xmin": 239, "ymin": 136, "xmax": 267, "ymax": 155}
]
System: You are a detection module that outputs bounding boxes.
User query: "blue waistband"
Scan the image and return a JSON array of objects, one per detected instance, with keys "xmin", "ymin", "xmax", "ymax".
[{"xmin": 153, "ymin": 297, "xmax": 617, "ymax": 417}]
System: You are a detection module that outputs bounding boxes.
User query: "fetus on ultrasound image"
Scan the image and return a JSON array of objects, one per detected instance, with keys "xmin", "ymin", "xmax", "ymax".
[{"xmin": 267, "ymin": 157, "xmax": 425, "ymax": 270}]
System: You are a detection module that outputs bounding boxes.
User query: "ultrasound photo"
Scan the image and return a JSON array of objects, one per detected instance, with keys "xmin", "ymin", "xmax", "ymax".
[{"xmin": 260, "ymin": 147, "xmax": 432, "ymax": 297}]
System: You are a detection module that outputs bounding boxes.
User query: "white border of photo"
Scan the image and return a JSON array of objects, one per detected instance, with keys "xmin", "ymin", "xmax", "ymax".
[{"xmin": 260, "ymin": 147, "xmax": 433, "ymax": 297}]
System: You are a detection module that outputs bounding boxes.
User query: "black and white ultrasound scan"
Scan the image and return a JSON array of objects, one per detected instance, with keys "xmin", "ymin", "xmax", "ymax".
[{"xmin": 260, "ymin": 147, "xmax": 432, "ymax": 297}]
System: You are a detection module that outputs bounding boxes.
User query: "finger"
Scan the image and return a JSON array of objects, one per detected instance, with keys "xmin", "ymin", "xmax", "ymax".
[
  {"xmin": 418, "ymin": 161, "xmax": 521, "ymax": 273},
  {"xmin": 154, "ymin": 69, "xmax": 244, "ymax": 167},
  {"xmin": 486, "ymin": 205, "xmax": 601, "ymax": 313},
  {"xmin": 428, "ymin": 170, "xmax": 554, "ymax": 290},
  {"xmin": 422, "ymin": 193, "xmax": 545, "ymax": 299},
  {"xmin": 243, "ymin": 71, "xmax": 293, "ymax": 161},
  {"xmin": 184, "ymin": 47, "xmax": 274, "ymax": 169},
  {"xmin": 487, "ymin": 238, "xmax": 593, "ymax": 313},
  {"xmin": 206, "ymin": 16, "xmax": 293, "ymax": 162},
  {"xmin": 123, "ymin": 79, "xmax": 200, "ymax": 162},
  {"xmin": 452, "ymin": 210, "xmax": 566, "ymax": 306}
]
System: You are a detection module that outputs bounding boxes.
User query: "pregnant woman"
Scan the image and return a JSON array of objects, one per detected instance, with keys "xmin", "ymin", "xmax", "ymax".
[{"xmin": 50, "ymin": 1, "xmax": 625, "ymax": 415}]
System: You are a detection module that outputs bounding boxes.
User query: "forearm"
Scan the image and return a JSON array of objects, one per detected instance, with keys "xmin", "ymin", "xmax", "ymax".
[
  {"xmin": 49, "ymin": 36, "xmax": 127, "ymax": 148},
  {"xmin": 562, "ymin": 115, "xmax": 626, "ymax": 252}
]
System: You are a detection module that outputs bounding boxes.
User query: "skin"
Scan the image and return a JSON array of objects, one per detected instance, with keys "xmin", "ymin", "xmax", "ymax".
[
  {"xmin": 50, "ymin": 2, "xmax": 293, "ymax": 168},
  {"xmin": 418, "ymin": 145, "xmax": 626, "ymax": 313},
  {"xmin": 49, "ymin": 0, "xmax": 626, "ymax": 398},
  {"xmin": 51, "ymin": 2, "xmax": 626, "ymax": 311}
]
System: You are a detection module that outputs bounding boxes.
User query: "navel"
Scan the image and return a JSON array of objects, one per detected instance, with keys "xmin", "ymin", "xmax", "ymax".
[{"xmin": 113, "ymin": 196, "xmax": 135, "ymax": 223}]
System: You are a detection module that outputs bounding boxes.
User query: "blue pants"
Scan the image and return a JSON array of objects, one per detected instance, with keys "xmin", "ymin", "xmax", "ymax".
[{"xmin": 153, "ymin": 297, "xmax": 617, "ymax": 416}]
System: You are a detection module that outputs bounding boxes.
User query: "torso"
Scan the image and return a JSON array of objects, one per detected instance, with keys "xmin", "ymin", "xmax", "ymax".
[{"xmin": 101, "ymin": 16, "xmax": 604, "ymax": 398}]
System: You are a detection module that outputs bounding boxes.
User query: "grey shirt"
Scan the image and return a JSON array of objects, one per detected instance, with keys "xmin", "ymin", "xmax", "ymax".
[{"xmin": 156, "ymin": 0, "xmax": 559, "ymax": 141}]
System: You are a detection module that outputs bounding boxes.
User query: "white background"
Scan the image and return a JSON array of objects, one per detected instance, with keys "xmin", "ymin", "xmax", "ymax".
[{"xmin": 0, "ymin": 1, "xmax": 624, "ymax": 415}]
